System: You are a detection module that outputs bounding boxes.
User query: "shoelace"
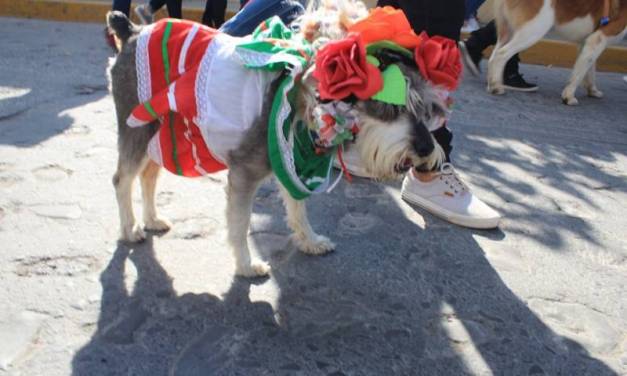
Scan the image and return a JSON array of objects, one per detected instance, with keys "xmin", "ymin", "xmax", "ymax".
[{"xmin": 437, "ymin": 163, "xmax": 468, "ymax": 195}]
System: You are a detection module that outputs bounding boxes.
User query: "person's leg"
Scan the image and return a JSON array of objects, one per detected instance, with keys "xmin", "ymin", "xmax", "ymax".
[
  {"xmin": 211, "ymin": 0, "xmax": 228, "ymax": 28},
  {"xmin": 460, "ymin": 20, "xmax": 537, "ymax": 90},
  {"xmin": 165, "ymin": 0, "xmax": 182, "ymax": 18},
  {"xmin": 431, "ymin": 126, "xmax": 452, "ymax": 163},
  {"xmin": 112, "ymin": 0, "xmax": 132, "ymax": 16},
  {"xmin": 219, "ymin": 0, "xmax": 304, "ymax": 37},
  {"xmin": 149, "ymin": 0, "xmax": 166, "ymax": 11},
  {"xmin": 135, "ymin": 0, "xmax": 165, "ymax": 24},
  {"xmin": 388, "ymin": 0, "xmax": 500, "ymax": 228},
  {"xmin": 202, "ymin": 0, "xmax": 214, "ymax": 27}
]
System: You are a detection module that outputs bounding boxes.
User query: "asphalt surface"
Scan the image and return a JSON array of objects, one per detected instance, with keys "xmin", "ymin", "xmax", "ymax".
[{"xmin": 0, "ymin": 17, "xmax": 626, "ymax": 376}]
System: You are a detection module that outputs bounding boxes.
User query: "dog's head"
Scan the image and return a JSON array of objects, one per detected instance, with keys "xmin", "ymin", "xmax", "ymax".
[{"xmin": 293, "ymin": 0, "xmax": 451, "ymax": 180}]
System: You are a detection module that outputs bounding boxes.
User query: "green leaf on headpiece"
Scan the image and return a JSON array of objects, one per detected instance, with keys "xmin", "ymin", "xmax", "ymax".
[
  {"xmin": 372, "ymin": 64, "xmax": 406, "ymax": 106},
  {"xmin": 366, "ymin": 41, "xmax": 414, "ymax": 59},
  {"xmin": 366, "ymin": 55, "xmax": 380, "ymax": 67}
]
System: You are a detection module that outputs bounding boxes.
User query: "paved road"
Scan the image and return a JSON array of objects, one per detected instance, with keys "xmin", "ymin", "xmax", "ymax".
[{"xmin": 0, "ymin": 17, "xmax": 626, "ymax": 376}]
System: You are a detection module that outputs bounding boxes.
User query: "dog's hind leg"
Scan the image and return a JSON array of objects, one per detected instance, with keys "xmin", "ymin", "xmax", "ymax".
[
  {"xmin": 279, "ymin": 186, "xmax": 335, "ymax": 255},
  {"xmin": 562, "ymin": 31, "xmax": 608, "ymax": 105},
  {"xmin": 113, "ymin": 155, "xmax": 149, "ymax": 242},
  {"xmin": 226, "ymin": 167, "xmax": 270, "ymax": 277},
  {"xmin": 583, "ymin": 63, "xmax": 604, "ymax": 99},
  {"xmin": 488, "ymin": 2, "xmax": 553, "ymax": 94},
  {"xmin": 140, "ymin": 160, "xmax": 171, "ymax": 232}
]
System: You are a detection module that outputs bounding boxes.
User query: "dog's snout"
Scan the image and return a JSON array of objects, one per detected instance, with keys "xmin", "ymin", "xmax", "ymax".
[
  {"xmin": 415, "ymin": 138, "xmax": 435, "ymax": 157},
  {"xmin": 412, "ymin": 120, "xmax": 435, "ymax": 157}
]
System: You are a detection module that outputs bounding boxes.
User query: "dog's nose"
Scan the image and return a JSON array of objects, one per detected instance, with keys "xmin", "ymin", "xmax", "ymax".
[
  {"xmin": 414, "ymin": 138, "xmax": 435, "ymax": 157},
  {"xmin": 412, "ymin": 121, "xmax": 435, "ymax": 157}
]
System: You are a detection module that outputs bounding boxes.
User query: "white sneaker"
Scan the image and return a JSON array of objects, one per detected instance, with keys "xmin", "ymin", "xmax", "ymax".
[
  {"xmin": 461, "ymin": 17, "xmax": 480, "ymax": 33},
  {"xmin": 333, "ymin": 145, "xmax": 373, "ymax": 178},
  {"xmin": 401, "ymin": 163, "xmax": 501, "ymax": 229}
]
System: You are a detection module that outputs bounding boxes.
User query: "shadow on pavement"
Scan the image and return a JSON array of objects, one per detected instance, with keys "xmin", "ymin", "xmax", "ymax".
[
  {"xmin": 72, "ymin": 177, "xmax": 618, "ymax": 375},
  {"xmin": 0, "ymin": 18, "xmax": 110, "ymax": 147}
]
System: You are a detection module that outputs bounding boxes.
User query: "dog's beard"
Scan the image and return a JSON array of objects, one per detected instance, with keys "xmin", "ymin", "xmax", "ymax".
[{"xmin": 352, "ymin": 114, "xmax": 444, "ymax": 180}]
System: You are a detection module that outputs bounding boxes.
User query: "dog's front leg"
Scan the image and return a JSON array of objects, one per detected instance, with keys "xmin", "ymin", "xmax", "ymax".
[
  {"xmin": 113, "ymin": 156, "xmax": 148, "ymax": 242},
  {"xmin": 226, "ymin": 169, "xmax": 270, "ymax": 277},
  {"xmin": 279, "ymin": 186, "xmax": 335, "ymax": 255},
  {"xmin": 140, "ymin": 160, "xmax": 171, "ymax": 232}
]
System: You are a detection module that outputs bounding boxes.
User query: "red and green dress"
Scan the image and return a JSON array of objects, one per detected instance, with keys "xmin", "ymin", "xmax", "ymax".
[{"xmin": 128, "ymin": 17, "xmax": 334, "ymax": 200}]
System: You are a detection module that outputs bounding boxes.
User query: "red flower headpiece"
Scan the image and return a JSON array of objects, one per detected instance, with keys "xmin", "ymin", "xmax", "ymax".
[
  {"xmin": 414, "ymin": 32, "xmax": 462, "ymax": 91},
  {"xmin": 313, "ymin": 6, "xmax": 463, "ymax": 102},
  {"xmin": 312, "ymin": 33, "xmax": 383, "ymax": 101}
]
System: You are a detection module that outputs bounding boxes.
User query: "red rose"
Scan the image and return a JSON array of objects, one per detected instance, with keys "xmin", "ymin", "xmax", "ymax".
[
  {"xmin": 312, "ymin": 33, "xmax": 383, "ymax": 101},
  {"xmin": 414, "ymin": 32, "xmax": 462, "ymax": 91}
]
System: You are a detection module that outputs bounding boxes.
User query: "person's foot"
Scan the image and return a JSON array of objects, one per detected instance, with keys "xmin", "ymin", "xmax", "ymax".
[
  {"xmin": 458, "ymin": 40, "xmax": 482, "ymax": 77},
  {"xmin": 333, "ymin": 145, "xmax": 373, "ymax": 178},
  {"xmin": 461, "ymin": 17, "xmax": 481, "ymax": 33},
  {"xmin": 401, "ymin": 163, "xmax": 501, "ymax": 229},
  {"xmin": 503, "ymin": 73, "xmax": 538, "ymax": 92},
  {"xmin": 134, "ymin": 4, "xmax": 154, "ymax": 25}
]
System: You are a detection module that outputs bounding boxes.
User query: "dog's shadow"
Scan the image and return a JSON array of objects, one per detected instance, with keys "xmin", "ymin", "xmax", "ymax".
[{"xmin": 72, "ymin": 178, "xmax": 617, "ymax": 375}]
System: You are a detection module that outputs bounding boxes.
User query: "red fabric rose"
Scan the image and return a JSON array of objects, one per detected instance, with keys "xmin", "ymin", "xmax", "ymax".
[
  {"xmin": 414, "ymin": 32, "xmax": 463, "ymax": 91},
  {"xmin": 312, "ymin": 33, "xmax": 383, "ymax": 101}
]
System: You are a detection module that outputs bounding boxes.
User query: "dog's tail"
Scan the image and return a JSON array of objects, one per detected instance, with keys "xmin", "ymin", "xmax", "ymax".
[{"xmin": 106, "ymin": 11, "xmax": 139, "ymax": 52}]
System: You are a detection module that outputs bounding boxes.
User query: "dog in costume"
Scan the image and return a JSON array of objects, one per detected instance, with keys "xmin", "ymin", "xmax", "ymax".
[{"xmin": 107, "ymin": 0, "xmax": 459, "ymax": 277}]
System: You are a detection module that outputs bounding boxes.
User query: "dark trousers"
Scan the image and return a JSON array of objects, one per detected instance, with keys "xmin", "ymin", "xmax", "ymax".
[
  {"xmin": 112, "ymin": 0, "xmax": 132, "ymax": 16},
  {"xmin": 466, "ymin": 20, "xmax": 520, "ymax": 78},
  {"xmin": 377, "ymin": 0, "xmax": 464, "ymax": 163},
  {"xmin": 111, "ymin": 0, "xmax": 181, "ymax": 18},
  {"xmin": 203, "ymin": 0, "xmax": 228, "ymax": 28},
  {"xmin": 149, "ymin": 0, "xmax": 183, "ymax": 18},
  {"xmin": 377, "ymin": 0, "xmax": 465, "ymax": 42}
]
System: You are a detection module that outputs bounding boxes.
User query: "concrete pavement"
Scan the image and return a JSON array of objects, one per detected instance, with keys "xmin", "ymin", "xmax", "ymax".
[{"xmin": 0, "ymin": 17, "xmax": 626, "ymax": 376}]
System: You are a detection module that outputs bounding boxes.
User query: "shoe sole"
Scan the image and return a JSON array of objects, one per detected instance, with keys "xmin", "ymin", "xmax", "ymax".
[
  {"xmin": 458, "ymin": 41, "xmax": 480, "ymax": 77},
  {"xmin": 503, "ymin": 84, "xmax": 539, "ymax": 92},
  {"xmin": 401, "ymin": 190, "xmax": 500, "ymax": 230}
]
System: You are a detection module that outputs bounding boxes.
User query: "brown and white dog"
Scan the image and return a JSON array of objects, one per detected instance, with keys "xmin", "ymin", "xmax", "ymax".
[{"xmin": 487, "ymin": 0, "xmax": 627, "ymax": 105}]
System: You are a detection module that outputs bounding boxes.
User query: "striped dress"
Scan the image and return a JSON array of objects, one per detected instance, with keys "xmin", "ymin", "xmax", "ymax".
[{"xmin": 128, "ymin": 18, "xmax": 278, "ymax": 177}]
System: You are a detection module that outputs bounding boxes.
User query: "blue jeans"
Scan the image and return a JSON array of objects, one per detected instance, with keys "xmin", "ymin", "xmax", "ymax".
[
  {"xmin": 465, "ymin": 0, "xmax": 485, "ymax": 19},
  {"xmin": 219, "ymin": 0, "xmax": 305, "ymax": 37}
]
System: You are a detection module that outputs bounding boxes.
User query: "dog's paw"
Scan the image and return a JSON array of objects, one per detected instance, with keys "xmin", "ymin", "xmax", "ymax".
[
  {"xmin": 587, "ymin": 88, "xmax": 603, "ymax": 98},
  {"xmin": 487, "ymin": 84, "xmax": 505, "ymax": 95},
  {"xmin": 121, "ymin": 223, "xmax": 146, "ymax": 243},
  {"xmin": 145, "ymin": 217, "xmax": 172, "ymax": 232},
  {"xmin": 562, "ymin": 96, "xmax": 579, "ymax": 106},
  {"xmin": 294, "ymin": 234, "xmax": 336, "ymax": 256},
  {"xmin": 236, "ymin": 259, "xmax": 271, "ymax": 278}
]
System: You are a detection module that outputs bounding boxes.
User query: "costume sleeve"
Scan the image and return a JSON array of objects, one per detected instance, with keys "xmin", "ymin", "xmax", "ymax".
[{"xmin": 126, "ymin": 68, "xmax": 198, "ymax": 128}]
